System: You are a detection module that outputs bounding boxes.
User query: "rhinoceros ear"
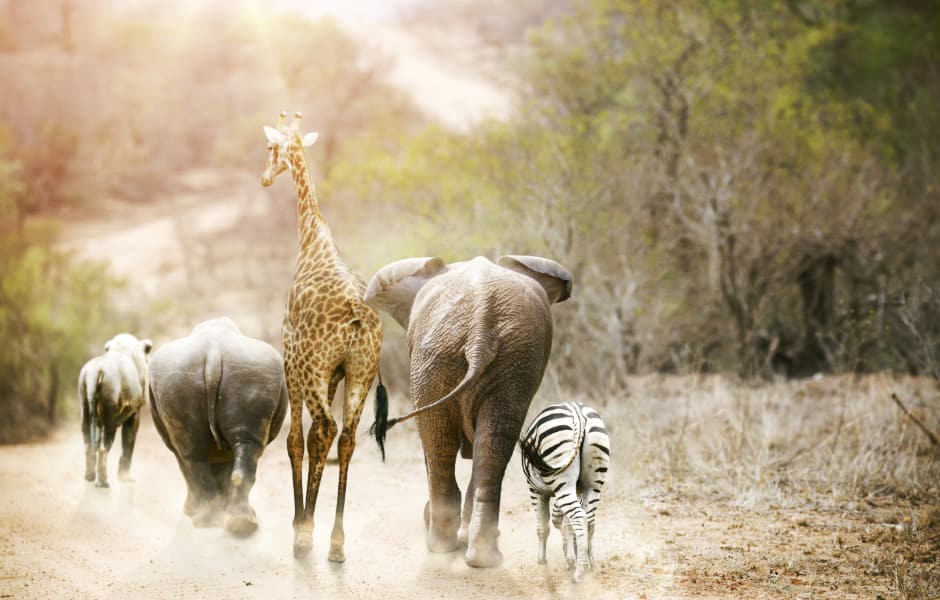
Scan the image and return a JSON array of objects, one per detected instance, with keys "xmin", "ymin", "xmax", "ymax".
[
  {"xmin": 497, "ymin": 255, "xmax": 573, "ymax": 304},
  {"xmin": 365, "ymin": 257, "xmax": 448, "ymax": 329}
]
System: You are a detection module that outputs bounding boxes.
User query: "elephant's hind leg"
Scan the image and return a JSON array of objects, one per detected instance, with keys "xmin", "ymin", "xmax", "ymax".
[
  {"xmin": 419, "ymin": 414, "xmax": 462, "ymax": 554},
  {"xmin": 464, "ymin": 398, "xmax": 528, "ymax": 568}
]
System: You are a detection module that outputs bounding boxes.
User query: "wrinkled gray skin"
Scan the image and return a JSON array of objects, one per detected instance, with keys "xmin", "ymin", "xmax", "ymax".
[
  {"xmin": 365, "ymin": 255, "xmax": 572, "ymax": 568},
  {"xmin": 148, "ymin": 317, "xmax": 287, "ymax": 536},
  {"xmin": 78, "ymin": 333, "xmax": 153, "ymax": 488}
]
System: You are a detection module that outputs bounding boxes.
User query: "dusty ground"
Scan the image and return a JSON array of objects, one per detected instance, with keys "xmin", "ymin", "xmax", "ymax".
[{"xmin": 0, "ymin": 408, "xmax": 929, "ymax": 600}]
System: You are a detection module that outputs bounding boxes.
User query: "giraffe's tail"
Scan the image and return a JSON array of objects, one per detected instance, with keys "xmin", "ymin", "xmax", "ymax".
[{"xmin": 370, "ymin": 370, "xmax": 389, "ymax": 461}]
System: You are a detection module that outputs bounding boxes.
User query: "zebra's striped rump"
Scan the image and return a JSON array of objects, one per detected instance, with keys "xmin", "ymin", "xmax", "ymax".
[{"xmin": 518, "ymin": 402, "xmax": 610, "ymax": 582}]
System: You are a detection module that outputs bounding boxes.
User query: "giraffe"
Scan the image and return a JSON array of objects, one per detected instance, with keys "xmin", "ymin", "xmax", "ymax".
[{"xmin": 261, "ymin": 111, "xmax": 387, "ymax": 562}]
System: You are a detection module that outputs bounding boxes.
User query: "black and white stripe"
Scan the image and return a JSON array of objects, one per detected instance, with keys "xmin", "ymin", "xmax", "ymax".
[{"xmin": 519, "ymin": 402, "xmax": 609, "ymax": 582}]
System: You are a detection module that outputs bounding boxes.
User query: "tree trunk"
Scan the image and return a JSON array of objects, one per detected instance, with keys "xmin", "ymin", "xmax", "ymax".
[{"xmin": 794, "ymin": 254, "xmax": 837, "ymax": 375}]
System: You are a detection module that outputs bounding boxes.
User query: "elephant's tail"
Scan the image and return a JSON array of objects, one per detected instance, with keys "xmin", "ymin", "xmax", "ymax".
[
  {"xmin": 205, "ymin": 344, "xmax": 223, "ymax": 450},
  {"xmin": 371, "ymin": 333, "xmax": 497, "ymax": 444},
  {"xmin": 371, "ymin": 369, "xmax": 389, "ymax": 461}
]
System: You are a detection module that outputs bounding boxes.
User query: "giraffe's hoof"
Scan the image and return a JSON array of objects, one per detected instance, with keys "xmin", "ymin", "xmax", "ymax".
[
  {"xmin": 328, "ymin": 545, "xmax": 345, "ymax": 563},
  {"xmin": 293, "ymin": 535, "xmax": 313, "ymax": 559}
]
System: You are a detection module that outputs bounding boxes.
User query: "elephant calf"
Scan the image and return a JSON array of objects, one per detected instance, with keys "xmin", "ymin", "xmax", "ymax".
[
  {"xmin": 149, "ymin": 317, "xmax": 287, "ymax": 535},
  {"xmin": 78, "ymin": 333, "xmax": 152, "ymax": 488}
]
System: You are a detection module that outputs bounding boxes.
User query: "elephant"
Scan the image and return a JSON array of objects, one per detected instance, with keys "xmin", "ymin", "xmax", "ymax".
[
  {"xmin": 148, "ymin": 317, "xmax": 287, "ymax": 535},
  {"xmin": 78, "ymin": 333, "xmax": 152, "ymax": 488},
  {"xmin": 365, "ymin": 255, "xmax": 572, "ymax": 568}
]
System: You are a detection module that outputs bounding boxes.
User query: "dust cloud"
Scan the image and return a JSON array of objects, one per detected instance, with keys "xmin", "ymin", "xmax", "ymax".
[{"xmin": 0, "ymin": 410, "xmax": 659, "ymax": 599}]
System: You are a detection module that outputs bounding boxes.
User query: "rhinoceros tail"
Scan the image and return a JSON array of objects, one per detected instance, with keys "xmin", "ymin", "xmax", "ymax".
[{"xmin": 205, "ymin": 344, "xmax": 223, "ymax": 450}]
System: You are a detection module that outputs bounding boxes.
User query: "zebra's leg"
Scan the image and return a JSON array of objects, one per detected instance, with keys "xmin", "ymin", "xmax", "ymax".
[
  {"xmin": 555, "ymin": 486, "xmax": 590, "ymax": 581},
  {"xmin": 551, "ymin": 498, "xmax": 573, "ymax": 568},
  {"xmin": 581, "ymin": 487, "xmax": 602, "ymax": 570},
  {"xmin": 533, "ymin": 492, "xmax": 550, "ymax": 564}
]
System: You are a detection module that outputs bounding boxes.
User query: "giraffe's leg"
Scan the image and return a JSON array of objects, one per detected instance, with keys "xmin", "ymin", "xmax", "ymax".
[
  {"xmin": 285, "ymin": 373, "xmax": 307, "ymax": 553},
  {"xmin": 295, "ymin": 380, "xmax": 336, "ymax": 558},
  {"xmin": 329, "ymin": 377, "xmax": 368, "ymax": 563}
]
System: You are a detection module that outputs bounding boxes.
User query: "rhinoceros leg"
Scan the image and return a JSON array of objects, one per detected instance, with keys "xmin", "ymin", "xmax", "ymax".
[
  {"xmin": 118, "ymin": 412, "xmax": 140, "ymax": 482},
  {"xmin": 224, "ymin": 440, "xmax": 262, "ymax": 536}
]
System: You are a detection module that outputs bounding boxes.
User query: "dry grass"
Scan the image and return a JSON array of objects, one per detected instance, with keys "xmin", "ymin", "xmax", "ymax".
[
  {"xmin": 537, "ymin": 373, "xmax": 940, "ymax": 598},
  {"xmin": 581, "ymin": 373, "xmax": 940, "ymax": 508}
]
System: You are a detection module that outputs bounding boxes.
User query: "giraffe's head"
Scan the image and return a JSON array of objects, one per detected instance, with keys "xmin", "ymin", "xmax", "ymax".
[{"xmin": 261, "ymin": 111, "xmax": 319, "ymax": 187}]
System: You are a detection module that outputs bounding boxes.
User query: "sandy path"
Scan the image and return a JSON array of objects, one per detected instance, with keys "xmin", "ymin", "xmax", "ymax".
[{"xmin": 0, "ymin": 411, "xmax": 675, "ymax": 600}]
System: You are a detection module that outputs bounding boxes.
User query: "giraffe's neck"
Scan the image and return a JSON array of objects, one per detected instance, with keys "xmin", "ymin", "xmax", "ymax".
[{"xmin": 287, "ymin": 146, "xmax": 341, "ymax": 270}]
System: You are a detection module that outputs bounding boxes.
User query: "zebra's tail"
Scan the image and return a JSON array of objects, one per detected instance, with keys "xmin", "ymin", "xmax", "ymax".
[{"xmin": 518, "ymin": 430, "xmax": 555, "ymax": 477}]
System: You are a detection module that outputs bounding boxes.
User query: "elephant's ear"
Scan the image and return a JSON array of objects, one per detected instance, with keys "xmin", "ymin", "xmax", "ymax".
[
  {"xmin": 365, "ymin": 257, "xmax": 449, "ymax": 329},
  {"xmin": 497, "ymin": 255, "xmax": 573, "ymax": 304}
]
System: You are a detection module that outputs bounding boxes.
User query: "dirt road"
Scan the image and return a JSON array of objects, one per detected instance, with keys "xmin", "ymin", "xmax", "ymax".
[{"xmin": 0, "ymin": 409, "xmax": 912, "ymax": 599}]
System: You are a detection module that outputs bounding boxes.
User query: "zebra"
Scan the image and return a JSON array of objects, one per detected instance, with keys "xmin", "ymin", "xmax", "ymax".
[{"xmin": 519, "ymin": 401, "xmax": 610, "ymax": 582}]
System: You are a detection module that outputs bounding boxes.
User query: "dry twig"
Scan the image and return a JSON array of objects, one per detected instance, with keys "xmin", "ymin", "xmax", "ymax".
[{"xmin": 890, "ymin": 393, "xmax": 940, "ymax": 448}]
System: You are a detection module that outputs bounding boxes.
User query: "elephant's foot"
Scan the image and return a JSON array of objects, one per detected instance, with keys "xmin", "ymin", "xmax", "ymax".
[
  {"xmin": 465, "ymin": 541, "xmax": 503, "ymax": 568},
  {"xmin": 427, "ymin": 528, "xmax": 459, "ymax": 553},
  {"xmin": 457, "ymin": 524, "xmax": 469, "ymax": 546},
  {"xmin": 464, "ymin": 500, "xmax": 502, "ymax": 568},
  {"xmin": 293, "ymin": 524, "xmax": 313, "ymax": 559},
  {"xmin": 426, "ymin": 495, "xmax": 461, "ymax": 553},
  {"xmin": 84, "ymin": 470, "xmax": 95, "ymax": 482},
  {"xmin": 94, "ymin": 479, "xmax": 110, "ymax": 489},
  {"xmin": 117, "ymin": 470, "xmax": 134, "ymax": 483},
  {"xmin": 224, "ymin": 505, "xmax": 258, "ymax": 537}
]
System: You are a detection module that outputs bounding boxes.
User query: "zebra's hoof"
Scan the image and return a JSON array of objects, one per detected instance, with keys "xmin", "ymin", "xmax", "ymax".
[{"xmin": 572, "ymin": 565, "xmax": 589, "ymax": 583}]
